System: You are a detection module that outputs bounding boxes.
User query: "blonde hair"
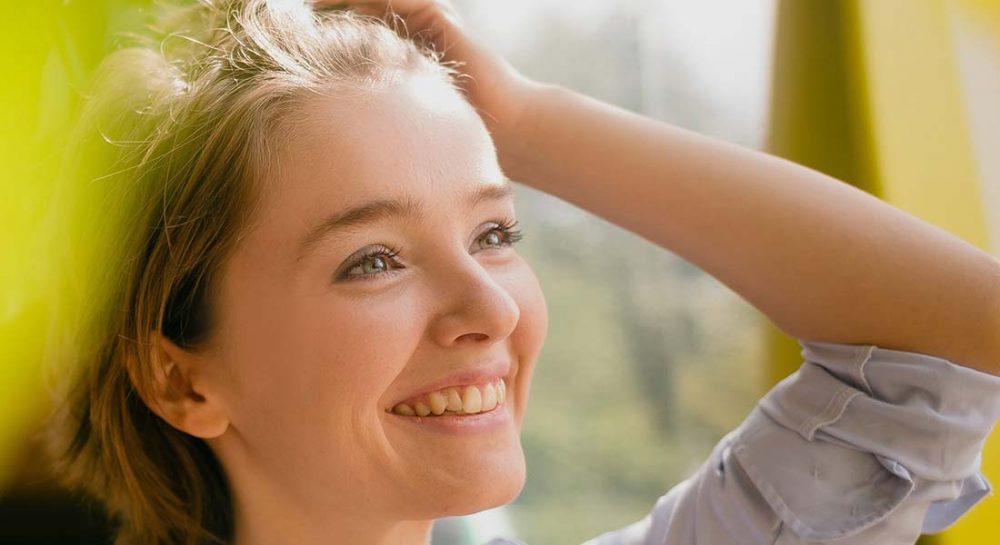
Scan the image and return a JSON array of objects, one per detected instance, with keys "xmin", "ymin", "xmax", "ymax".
[{"xmin": 45, "ymin": 1, "xmax": 458, "ymax": 543}]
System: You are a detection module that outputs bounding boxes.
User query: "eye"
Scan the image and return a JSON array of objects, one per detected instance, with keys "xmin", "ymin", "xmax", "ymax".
[
  {"xmin": 334, "ymin": 219, "xmax": 525, "ymax": 284},
  {"xmin": 337, "ymin": 246, "xmax": 403, "ymax": 282},
  {"xmin": 475, "ymin": 218, "xmax": 525, "ymax": 251}
]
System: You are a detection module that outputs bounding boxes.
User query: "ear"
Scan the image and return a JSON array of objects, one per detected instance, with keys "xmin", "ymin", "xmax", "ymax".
[{"xmin": 145, "ymin": 332, "xmax": 230, "ymax": 439}]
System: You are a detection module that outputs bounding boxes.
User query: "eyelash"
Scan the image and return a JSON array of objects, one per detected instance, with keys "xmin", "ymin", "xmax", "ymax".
[{"xmin": 337, "ymin": 218, "xmax": 525, "ymax": 282}]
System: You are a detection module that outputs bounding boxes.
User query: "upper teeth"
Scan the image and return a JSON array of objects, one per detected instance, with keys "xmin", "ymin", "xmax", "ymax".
[{"xmin": 391, "ymin": 378, "xmax": 506, "ymax": 417}]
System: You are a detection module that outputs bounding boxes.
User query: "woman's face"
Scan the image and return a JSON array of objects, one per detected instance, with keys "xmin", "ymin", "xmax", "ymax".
[{"xmin": 202, "ymin": 71, "xmax": 548, "ymax": 523}]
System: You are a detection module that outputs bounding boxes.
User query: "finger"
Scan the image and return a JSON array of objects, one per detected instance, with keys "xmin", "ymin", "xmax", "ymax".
[
  {"xmin": 311, "ymin": 1, "xmax": 395, "ymax": 26},
  {"xmin": 312, "ymin": 1, "xmax": 385, "ymax": 11},
  {"xmin": 313, "ymin": 0, "xmax": 450, "ymax": 16},
  {"xmin": 311, "ymin": 0, "xmax": 380, "ymax": 6}
]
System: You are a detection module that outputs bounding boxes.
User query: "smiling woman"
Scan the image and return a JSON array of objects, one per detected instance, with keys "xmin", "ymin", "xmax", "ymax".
[
  {"xmin": 45, "ymin": 0, "xmax": 1000, "ymax": 545},
  {"xmin": 46, "ymin": 1, "xmax": 546, "ymax": 544}
]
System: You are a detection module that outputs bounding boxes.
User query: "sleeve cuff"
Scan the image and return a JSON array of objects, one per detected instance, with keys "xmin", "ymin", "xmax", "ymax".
[{"xmin": 730, "ymin": 339, "xmax": 1000, "ymax": 540}]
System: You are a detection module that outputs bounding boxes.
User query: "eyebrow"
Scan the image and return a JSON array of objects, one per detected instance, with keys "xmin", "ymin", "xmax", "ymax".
[{"xmin": 295, "ymin": 179, "xmax": 515, "ymax": 261}]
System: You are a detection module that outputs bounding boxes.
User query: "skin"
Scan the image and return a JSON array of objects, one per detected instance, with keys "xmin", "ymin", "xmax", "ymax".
[{"xmin": 155, "ymin": 71, "xmax": 548, "ymax": 545}]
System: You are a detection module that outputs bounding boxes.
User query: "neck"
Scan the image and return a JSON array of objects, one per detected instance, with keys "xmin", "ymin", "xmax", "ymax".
[
  {"xmin": 221, "ymin": 450, "xmax": 434, "ymax": 545},
  {"xmin": 230, "ymin": 491, "xmax": 434, "ymax": 545}
]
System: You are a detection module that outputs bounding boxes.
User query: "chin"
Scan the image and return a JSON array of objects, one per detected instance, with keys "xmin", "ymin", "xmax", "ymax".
[
  {"xmin": 475, "ymin": 447, "xmax": 527, "ymax": 509},
  {"xmin": 418, "ymin": 444, "xmax": 527, "ymax": 519}
]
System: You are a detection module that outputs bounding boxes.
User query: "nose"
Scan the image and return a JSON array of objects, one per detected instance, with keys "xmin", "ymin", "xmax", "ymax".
[{"xmin": 426, "ymin": 254, "xmax": 521, "ymax": 347}]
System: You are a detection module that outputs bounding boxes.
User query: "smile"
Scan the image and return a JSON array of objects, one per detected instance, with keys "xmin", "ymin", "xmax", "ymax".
[{"xmin": 389, "ymin": 378, "xmax": 506, "ymax": 417}]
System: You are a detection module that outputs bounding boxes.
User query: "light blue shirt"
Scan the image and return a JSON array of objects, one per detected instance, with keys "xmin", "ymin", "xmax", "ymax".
[{"xmin": 489, "ymin": 339, "xmax": 1000, "ymax": 544}]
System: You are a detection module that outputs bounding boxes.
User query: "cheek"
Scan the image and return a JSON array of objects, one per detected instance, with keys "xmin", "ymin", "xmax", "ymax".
[
  {"xmin": 216, "ymin": 278, "xmax": 425, "ymax": 454},
  {"xmin": 506, "ymin": 263, "xmax": 548, "ymax": 426}
]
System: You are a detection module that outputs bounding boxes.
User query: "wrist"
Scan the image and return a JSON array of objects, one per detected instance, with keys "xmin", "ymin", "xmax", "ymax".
[{"xmin": 492, "ymin": 78, "xmax": 562, "ymax": 185}]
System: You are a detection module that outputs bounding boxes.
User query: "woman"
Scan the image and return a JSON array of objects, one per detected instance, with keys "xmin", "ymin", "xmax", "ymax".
[{"xmin": 46, "ymin": 0, "xmax": 1000, "ymax": 544}]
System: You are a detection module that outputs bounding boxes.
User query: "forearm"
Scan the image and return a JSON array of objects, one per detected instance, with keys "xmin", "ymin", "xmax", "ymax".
[{"xmin": 502, "ymin": 83, "xmax": 1000, "ymax": 375}]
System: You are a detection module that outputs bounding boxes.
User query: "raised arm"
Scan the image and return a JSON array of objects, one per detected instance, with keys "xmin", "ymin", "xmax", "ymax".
[
  {"xmin": 503, "ymin": 84, "xmax": 1000, "ymax": 375},
  {"xmin": 327, "ymin": 0, "xmax": 1000, "ymax": 376}
]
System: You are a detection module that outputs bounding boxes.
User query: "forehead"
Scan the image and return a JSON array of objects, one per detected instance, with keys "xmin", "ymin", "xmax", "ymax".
[
  {"xmin": 231, "ymin": 72, "xmax": 510, "ymax": 271},
  {"xmin": 271, "ymin": 72, "xmax": 501, "ymax": 211}
]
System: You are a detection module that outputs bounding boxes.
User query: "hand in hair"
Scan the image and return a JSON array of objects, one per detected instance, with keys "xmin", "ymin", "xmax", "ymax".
[{"xmin": 316, "ymin": 1, "xmax": 542, "ymax": 167}]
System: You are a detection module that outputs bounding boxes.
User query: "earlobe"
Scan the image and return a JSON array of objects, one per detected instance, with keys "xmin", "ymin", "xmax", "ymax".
[{"xmin": 146, "ymin": 332, "xmax": 230, "ymax": 439}]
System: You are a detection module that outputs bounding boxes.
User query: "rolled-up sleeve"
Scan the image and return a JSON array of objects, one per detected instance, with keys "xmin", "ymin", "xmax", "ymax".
[{"xmin": 579, "ymin": 339, "xmax": 1000, "ymax": 545}]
